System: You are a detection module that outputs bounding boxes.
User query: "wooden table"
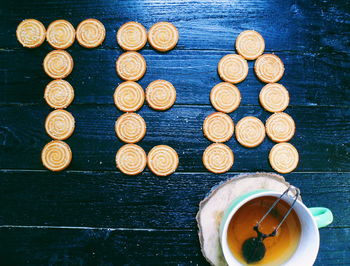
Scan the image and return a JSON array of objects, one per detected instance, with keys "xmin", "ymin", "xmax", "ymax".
[{"xmin": 1, "ymin": 0, "xmax": 349, "ymax": 264}]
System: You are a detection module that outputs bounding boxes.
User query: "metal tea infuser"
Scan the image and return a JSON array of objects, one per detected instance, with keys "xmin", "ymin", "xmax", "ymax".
[{"xmin": 242, "ymin": 186, "xmax": 300, "ymax": 263}]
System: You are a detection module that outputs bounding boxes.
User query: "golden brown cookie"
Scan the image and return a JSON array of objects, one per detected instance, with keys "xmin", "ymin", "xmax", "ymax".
[
  {"xmin": 43, "ymin": 50, "xmax": 74, "ymax": 79},
  {"xmin": 269, "ymin": 142, "xmax": 299, "ymax": 173},
  {"xmin": 117, "ymin": 22, "xmax": 147, "ymax": 51},
  {"xmin": 235, "ymin": 30, "xmax": 265, "ymax": 60},
  {"xmin": 76, "ymin": 18, "xmax": 105, "ymax": 48},
  {"xmin": 41, "ymin": 140, "xmax": 72, "ymax": 171},
  {"xmin": 116, "ymin": 144, "xmax": 147, "ymax": 175},
  {"xmin": 255, "ymin": 54, "xmax": 285, "ymax": 83},
  {"xmin": 203, "ymin": 112, "xmax": 234, "ymax": 143},
  {"xmin": 266, "ymin": 112, "xmax": 295, "ymax": 143},
  {"xmin": 46, "ymin": 20, "xmax": 75, "ymax": 49},
  {"xmin": 218, "ymin": 54, "xmax": 248, "ymax": 84},
  {"xmin": 146, "ymin": 80, "xmax": 176, "ymax": 110},
  {"xmin": 147, "ymin": 145, "xmax": 179, "ymax": 176},
  {"xmin": 115, "ymin": 113, "xmax": 146, "ymax": 143},
  {"xmin": 45, "ymin": 109, "xmax": 75, "ymax": 140},
  {"xmin": 210, "ymin": 82, "xmax": 241, "ymax": 113},
  {"xmin": 235, "ymin": 116, "xmax": 265, "ymax": 147},
  {"xmin": 114, "ymin": 81, "xmax": 145, "ymax": 112},
  {"xmin": 148, "ymin": 22, "xmax": 178, "ymax": 52},
  {"xmin": 259, "ymin": 83, "xmax": 289, "ymax": 112},
  {"xmin": 44, "ymin": 79, "xmax": 74, "ymax": 109},
  {"xmin": 16, "ymin": 19, "xmax": 46, "ymax": 48},
  {"xmin": 202, "ymin": 143, "xmax": 234, "ymax": 174},
  {"xmin": 116, "ymin": 51, "xmax": 146, "ymax": 81}
]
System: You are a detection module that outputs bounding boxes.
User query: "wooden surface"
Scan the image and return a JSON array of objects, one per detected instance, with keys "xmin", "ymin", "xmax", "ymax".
[{"xmin": 1, "ymin": 0, "xmax": 349, "ymax": 265}]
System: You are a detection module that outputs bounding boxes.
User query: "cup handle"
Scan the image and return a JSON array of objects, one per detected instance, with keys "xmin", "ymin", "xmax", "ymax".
[{"xmin": 309, "ymin": 207, "xmax": 333, "ymax": 228}]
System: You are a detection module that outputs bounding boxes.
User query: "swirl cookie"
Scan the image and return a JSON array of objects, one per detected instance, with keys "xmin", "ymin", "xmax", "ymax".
[
  {"xmin": 42, "ymin": 140, "xmax": 72, "ymax": 171},
  {"xmin": 16, "ymin": 19, "xmax": 46, "ymax": 48},
  {"xmin": 266, "ymin": 112, "xmax": 295, "ymax": 143},
  {"xmin": 203, "ymin": 112, "xmax": 234, "ymax": 143},
  {"xmin": 116, "ymin": 51, "xmax": 146, "ymax": 81},
  {"xmin": 44, "ymin": 79, "xmax": 74, "ymax": 109},
  {"xmin": 114, "ymin": 81, "xmax": 144, "ymax": 112},
  {"xmin": 43, "ymin": 50, "xmax": 74, "ymax": 79},
  {"xmin": 210, "ymin": 82, "xmax": 241, "ymax": 113},
  {"xmin": 76, "ymin": 18, "xmax": 105, "ymax": 48},
  {"xmin": 115, "ymin": 113, "xmax": 146, "ymax": 143},
  {"xmin": 117, "ymin": 22, "xmax": 147, "ymax": 51},
  {"xmin": 148, "ymin": 22, "xmax": 178, "ymax": 52},
  {"xmin": 218, "ymin": 54, "xmax": 248, "ymax": 84},
  {"xmin": 269, "ymin": 143, "xmax": 299, "ymax": 173},
  {"xmin": 46, "ymin": 20, "xmax": 75, "ymax": 49},
  {"xmin": 45, "ymin": 109, "xmax": 75, "ymax": 140},
  {"xmin": 147, "ymin": 145, "xmax": 179, "ymax": 176},
  {"xmin": 235, "ymin": 30, "xmax": 265, "ymax": 60},
  {"xmin": 203, "ymin": 143, "xmax": 234, "ymax": 174},
  {"xmin": 146, "ymin": 80, "xmax": 176, "ymax": 110},
  {"xmin": 255, "ymin": 54, "xmax": 285, "ymax": 83},
  {"xmin": 235, "ymin": 116, "xmax": 265, "ymax": 147},
  {"xmin": 259, "ymin": 83, "xmax": 289, "ymax": 112},
  {"xmin": 116, "ymin": 144, "xmax": 147, "ymax": 175}
]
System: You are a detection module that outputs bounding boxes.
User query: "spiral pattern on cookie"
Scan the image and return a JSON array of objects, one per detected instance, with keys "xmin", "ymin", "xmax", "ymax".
[
  {"xmin": 46, "ymin": 20, "xmax": 75, "ymax": 49},
  {"xmin": 44, "ymin": 79, "xmax": 74, "ymax": 109},
  {"xmin": 148, "ymin": 22, "xmax": 178, "ymax": 52},
  {"xmin": 76, "ymin": 19, "xmax": 105, "ymax": 48},
  {"xmin": 146, "ymin": 80, "xmax": 176, "ymax": 110},
  {"xmin": 114, "ymin": 81, "xmax": 145, "ymax": 112},
  {"xmin": 235, "ymin": 116, "xmax": 265, "ymax": 147},
  {"xmin": 41, "ymin": 140, "xmax": 72, "ymax": 171},
  {"xmin": 202, "ymin": 143, "xmax": 234, "ymax": 174},
  {"xmin": 147, "ymin": 145, "xmax": 179, "ymax": 176},
  {"xmin": 266, "ymin": 112, "xmax": 295, "ymax": 143},
  {"xmin": 259, "ymin": 83, "xmax": 289, "ymax": 112},
  {"xmin": 43, "ymin": 50, "xmax": 74, "ymax": 79},
  {"xmin": 16, "ymin": 19, "xmax": 46, "ymax": 48},
  {"xmin": 117, "ymin": 22, "xmax": 147, "ymax": 51},
  {"xmin": 203, "ymin": 112, "xmax": 234, "ymax": 143},
  {"xmin": 45, "ymin": 109, "xmax": 75, "ymax": 140},
  {"xmin": 115, "ymin": 113, "xmax": 146, "ymax": 143},
  {"xmin": 269, "ymin": 143, "xmax": 299, "ymax": 173},
  {"xmin": 116, "ymin": 144, "xmax": 147, "ymax": 175},
  {"xmin": 255, "ymin": 54, "xmax": 285, "ymax": 83},
  {"xmin": 210, "ymin": 82, "xmax": 241, "ymax": 113},
  {"xmin": 218, "ymin": 54, "xmax": 248, "ymax": 84},
  {"xmin": 235, "ymin": 30, "xmax": 265, "ymax": 60},
  {"xmin": 116, "ymin": 52, "xmax": 146, "ymax": 81}
]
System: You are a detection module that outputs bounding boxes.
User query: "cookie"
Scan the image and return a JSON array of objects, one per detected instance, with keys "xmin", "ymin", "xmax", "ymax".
[
  {"xmin": 147, "ymin": 145, "xmax": 179, "ymax": 176},
  {"xmin": 269, "ymin": 143, "xmax": 299, "ymax": 173},
  {"xmin": 202, "ymin": 143, "xmax": 234, "ymax": 174},
  {"xmin": 45, "ymin": 109, "xmax": 75, "ymax": 140},
  {"xmin": 203, "ymin": 112, "xmax": 234, "ymax": 143},
  {"xmin": 117, "ymin": 22, "xmax": 147, "ymax": 51},
  {"xmin": 115, "ymin": 113, "xmax": 146, "ymax": 143},
  {"xmin": 44, "ymin": 79, "xmax": 74, "ymax": 109},
  {"xmin": 116, "ymin": 51, "xmax": 146, "ymax": 81},
  {"xmin": 43, "ymin": 50, "xmax": 74, "ymax": 79},
  {"xmin": 16, "ymin": 19, "xmax": 46, "ymax": 48},
  {"xmin": 41, "ymin": 140, "xmax": 72, "ymax": 171},
  {"xmin": 116, "ymin": 144, "xmax": 147, "ymax": 175},
  {"xmin": 235, "ymin": 116, "xmax": 265, "ymax": 147},
  {"xmin": 148, "ymin": 22, "xmax": 178, "ymax": 52},
  {"xmin": 255, "ymin": 54, "xmax": 284, "ymax": 83},
  {"xmin": 266, "ymin": 112, "xmax": 295, "ymax": 143},
  {"xmin": 235, "ymin": 30, "xmax": 265, "ymax": 60},
  {"xmin": 210, "ymin": 82, "xmax": 241, "ymax": 113},
  {"xmin": 259, "ymin": 83, "xmax": 289, "ymax": 112},
  {"xmin": 218, "ymin": 54, "xmax": 248, "ymax": 84},
  {"xmin": 146, "ymin": 80, "xmax": 176, "ymax": 110},
  {"xmin": 114, "ymin": 81, "xmax": 145, "ymax": 112},
  {"xmin": 46, "ymin": 20, "xmax": 75, "ymax": 49},
  {"xmin": 76, "ymin": 18, "xmax": 105, "ymax": 48}
]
